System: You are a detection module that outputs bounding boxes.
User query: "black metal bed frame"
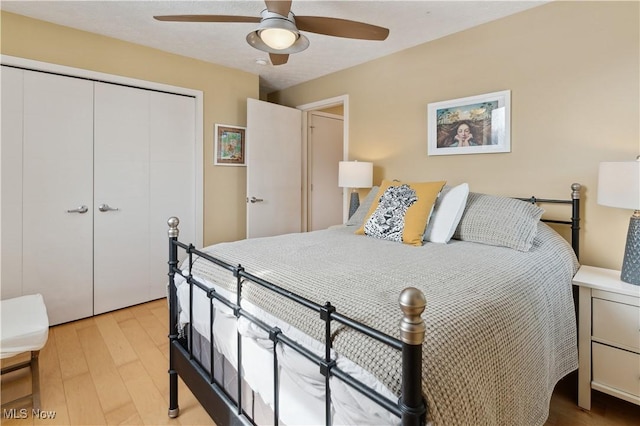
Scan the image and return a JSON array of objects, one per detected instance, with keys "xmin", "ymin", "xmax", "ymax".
[
  {"xmin": 166, "ymin": 183, "xmax": 581, "ymax": 426},
  {"xmin": 517, "ymin": 183, "xmax": 582, "ymax": 260}
]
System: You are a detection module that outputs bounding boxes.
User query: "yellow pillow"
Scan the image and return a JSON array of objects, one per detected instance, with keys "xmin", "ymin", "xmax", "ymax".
[{"xmin": 356, "ymin": 180, "xmax": 446, "ymax": 246}]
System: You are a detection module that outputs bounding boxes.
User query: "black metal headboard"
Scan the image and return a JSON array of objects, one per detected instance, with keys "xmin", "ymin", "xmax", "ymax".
[{"xmin": 516, "ymin": 183, "xmax": 581, "ymax": 259}]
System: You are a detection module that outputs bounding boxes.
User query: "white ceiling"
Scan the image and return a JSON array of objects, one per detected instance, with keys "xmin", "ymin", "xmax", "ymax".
[{"xmin": 1, "ymin": 1, "xmax": 547, "ymax": 94}]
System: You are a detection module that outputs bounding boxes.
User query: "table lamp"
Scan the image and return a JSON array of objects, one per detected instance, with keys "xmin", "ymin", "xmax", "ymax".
[
  {"xmin": 338, "ymin": 161, "xmax": 373, "ymax": 218},
  {"xmin": 597, "ymin": 156, "xmax": 640, "ymax": 285}
]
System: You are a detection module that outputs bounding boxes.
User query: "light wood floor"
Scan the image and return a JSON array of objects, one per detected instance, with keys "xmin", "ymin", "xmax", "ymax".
[
  {"xmin": 545, "ymin": 372, "xmax": 640, "ymax": 425},
  {"xmin": 2, "ymin": 299, "xmax": 639, "ymax": 425},
  {"xmin": 1, "ymin": 299, "xmax": 214, "ymax": 426}
]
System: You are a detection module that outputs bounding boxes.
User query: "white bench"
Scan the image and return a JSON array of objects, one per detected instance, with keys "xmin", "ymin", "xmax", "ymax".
[{"xmin": 1, "ymin": 294, "xmax": 49, "ymax": 409}]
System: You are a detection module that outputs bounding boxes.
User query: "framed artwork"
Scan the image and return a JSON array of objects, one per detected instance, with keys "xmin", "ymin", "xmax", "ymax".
[
  {"xmin": 427, "ymin": 90, "xmax": 511, "ymax": 156},
  {"xmin": 214, "ymin": 124, "xmax": 246, "ymax": 166}
]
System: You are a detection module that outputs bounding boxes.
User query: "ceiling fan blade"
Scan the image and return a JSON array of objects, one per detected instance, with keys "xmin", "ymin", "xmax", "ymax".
[
  {"xmin": 154, "ymin": 15, "xmax": 260, "ymax": 23},
  {"xmin": 295, "ymin": 16, "xmax": 389, "ymax": 41},
  {"xmin": 270, "ymin": 53, "xmax": 289, "ymax": 66},
  {"xmin": 265, "ymin": 0, "xmax": 292, "ymax": 17}
]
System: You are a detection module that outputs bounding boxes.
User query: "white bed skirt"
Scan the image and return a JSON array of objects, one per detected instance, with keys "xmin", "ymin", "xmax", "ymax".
[{"xmin": 175, "ymin": 274, "xmax": 404, "ymax": 426}]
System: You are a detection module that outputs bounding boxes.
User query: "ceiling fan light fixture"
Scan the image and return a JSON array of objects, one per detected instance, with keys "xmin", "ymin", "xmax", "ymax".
[
  {"xmin": 246, "ymin": 30, "xmax": 308, "ymax": 54},
  {"xmin": 246, "ymin": 10, "xmax": 309, "ymax": 55},
  {"xmin": 260, "ymin": 27, "xmax": 297, "ymax": 50}
]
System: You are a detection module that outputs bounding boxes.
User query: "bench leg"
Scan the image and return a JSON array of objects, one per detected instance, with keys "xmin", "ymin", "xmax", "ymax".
[
  {"xmin": 0, "ymin": 351, "xmax": 42, "ymax": 410},
  {"xmin": 31, "ymin": 351, "xmax": 41, "ymax": 410}
]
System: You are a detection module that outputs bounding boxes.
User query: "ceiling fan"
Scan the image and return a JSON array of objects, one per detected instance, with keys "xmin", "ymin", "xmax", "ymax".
[{"xmin": 154, "ymin": 0, "xmax": 389, "ymax": 66}]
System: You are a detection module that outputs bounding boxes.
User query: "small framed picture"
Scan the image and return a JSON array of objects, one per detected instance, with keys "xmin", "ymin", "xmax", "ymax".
[
  {"xmin": 214, "ymin": 124, "xmax": 246, "ymax": 166},
  {"xmin": 427, "ymin": 90, "xmax": 511, "ymax": 156}
]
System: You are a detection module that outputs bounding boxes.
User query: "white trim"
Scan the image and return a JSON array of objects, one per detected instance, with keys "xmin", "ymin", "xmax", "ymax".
[
  {"xmin": 297, "ymin": 95, "xmax": 350, "ymax": 224},
  {"xmin": 591, "ymin": 382, "xmax": 640, "ymax": 407},
  {"xmin": 1, "ymin": 55, "xmax": 204, "ymax": 246},
  {"xmin": 2, "ymin": 55, "xmax": 197, "ymax": 97},
  {"xmin": 297, "ymin": 94, "xmax": 348, "ymax": 111},
  {"xmin": 308, "ymin": 111, "xmax": 343, "ymax": 120}
]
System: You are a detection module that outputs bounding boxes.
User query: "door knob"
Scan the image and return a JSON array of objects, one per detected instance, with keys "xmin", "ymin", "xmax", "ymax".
[
  {"xmin": 98, "ymin": 203, "xmax": 119, "ymax": 212},
  {"xmin": 249, "ymin": 197, "xmax": 264, "ymax": 204},
  {"xmin": 67, "ymin": 205, "xmax": 88, "ymax": 214}
]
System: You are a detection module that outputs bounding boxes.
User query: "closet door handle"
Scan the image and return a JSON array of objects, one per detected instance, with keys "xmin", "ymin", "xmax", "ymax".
[
  {"xmin": 67, "ymin": 205, "xmax": 89, "ymax": 214},
  {"xmin": 98, "ymin": 204, "xmax": 119, "ymax": 212},
  {"xmin": 249, "ymin": 197, "xmax": 264, "ymax": 204}
]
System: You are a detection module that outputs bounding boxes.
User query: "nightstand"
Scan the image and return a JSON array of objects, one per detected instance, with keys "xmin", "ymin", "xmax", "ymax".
[{"xmin": 573, "ymin": 265, "xmax": 640, "ymax": 410}]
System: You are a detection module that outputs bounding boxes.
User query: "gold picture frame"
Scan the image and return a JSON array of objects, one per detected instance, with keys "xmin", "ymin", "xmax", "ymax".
[{"xmin": 214, "ymin": 124, "xmax": 246, "ymax": 166}]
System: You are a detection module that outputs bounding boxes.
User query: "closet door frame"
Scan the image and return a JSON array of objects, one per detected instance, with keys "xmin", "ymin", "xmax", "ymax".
[{"xmin": 1, "ymin": 54, "xmax": 204, "ymax": 248}]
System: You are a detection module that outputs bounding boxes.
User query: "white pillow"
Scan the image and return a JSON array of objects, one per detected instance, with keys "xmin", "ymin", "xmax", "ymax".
[{"xmin": 423, "ymin": 183, "xmax": 469, "ymax": 243}]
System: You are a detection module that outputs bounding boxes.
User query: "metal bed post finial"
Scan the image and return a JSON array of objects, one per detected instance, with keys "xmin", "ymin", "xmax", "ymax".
[
  {"xmin": 571, "ymin": 183, "xmax": 581, "ymax": 200},
  {"xmin": 399, "ymin": 287, "xmax": 427, "ymax": 425},
  {"xmin": 168, "ymin": 216, "xmax": 180, "ymax": 238},
  {"xmin": 399, "ymin": 288, "xmax": 426, "ymax": 345},
  {"xmin": 167, "ymin": 216, "xmax": 180, "ymax": 419}
]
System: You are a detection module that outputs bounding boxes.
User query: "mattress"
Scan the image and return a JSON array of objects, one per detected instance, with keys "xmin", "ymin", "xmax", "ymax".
[{"xmin": 175, "ymin": 221, "xmax": 579, "ymax": 425}]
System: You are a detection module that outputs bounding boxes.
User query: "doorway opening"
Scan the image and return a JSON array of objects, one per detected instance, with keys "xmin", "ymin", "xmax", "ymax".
[{"xmin": 297, "ymin": 95, "xmax": 349, "ymax": 232}]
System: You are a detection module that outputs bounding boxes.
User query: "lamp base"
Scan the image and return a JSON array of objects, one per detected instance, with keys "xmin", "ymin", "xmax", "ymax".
[
  {"xmin": 621, "ymin": 213, "xmax": 640, "ymax": 286},
  {"xmin": 348, "ymin": 192, "xmax": 360, "ymax": 219}
]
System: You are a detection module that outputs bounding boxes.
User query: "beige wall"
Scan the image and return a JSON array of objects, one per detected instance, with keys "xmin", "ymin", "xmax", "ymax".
[
  {"xmin": 1, "ymin": 11, "xmax": 258, "ymax": 246},
  {"xmin": 3, "ymin": 2, "xmax": 639, "ymax": 270},
  {"xmin": 271, "ymin": 1, "xmax": 640, "ymax": 270}
]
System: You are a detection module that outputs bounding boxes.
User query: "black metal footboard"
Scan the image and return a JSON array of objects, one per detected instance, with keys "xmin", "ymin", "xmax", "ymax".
[{"xmin": 166, "ymin": 217, "xmax": 428, "ymax": 426}]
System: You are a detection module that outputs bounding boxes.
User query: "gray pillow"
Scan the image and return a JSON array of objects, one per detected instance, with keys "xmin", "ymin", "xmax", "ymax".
[
  {"xmin": 453, "ymin": 192, "xmax": 544, "ymax": 251},
  {"xmin": 345, "ymin": 186, "xmax": 379, "ymax": 226}
]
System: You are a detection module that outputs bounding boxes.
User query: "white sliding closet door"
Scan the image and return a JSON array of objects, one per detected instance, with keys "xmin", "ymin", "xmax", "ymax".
[
  {"xmin": 148, "ymin": 91, "xmax": 196, "ymax": 300},
  {"xmin": 1, "ymin": 66, "xmax": 25, "ymax": 300},
  {"xmin": 1, "ymin": 62, "xmax": 199, "ymax": 323},
  {"xmin": 22, "ymin": 71, "xmax": 95, "ymax": 325},
  {"xmin": 93, "ymin": 83, "xmax": 196, "ymax": 313},
  {"xmin": 93, "ymin": 83, "xmax": 151, "ymax": 314}
]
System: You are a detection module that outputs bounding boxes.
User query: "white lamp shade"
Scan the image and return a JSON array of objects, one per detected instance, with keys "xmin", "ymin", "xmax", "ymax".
[
  {"xmin": 597, "ymin": 160, "xmax": 640, "ymax": 210},
  {"xmin": 338, "ymin": 161, "xmax": 373, "ymax": 188}
]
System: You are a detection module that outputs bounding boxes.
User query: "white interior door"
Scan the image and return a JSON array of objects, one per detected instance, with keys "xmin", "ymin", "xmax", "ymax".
[
  {"xmin": 94, "ymin": 83, "xmax": 151, "ymax": 314},
  {"xmin": 246, "ymin": 99, "xmax": 302, "ymax": 238},
  {"xmin": 21, "ymin": 71, "xmax": 95, "ymax": 325},
  {"xmin": 308, "ymin": 112, "xmax": 344, "ymax": 231}
]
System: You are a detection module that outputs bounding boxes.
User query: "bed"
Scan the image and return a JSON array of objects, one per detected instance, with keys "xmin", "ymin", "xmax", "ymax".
[{"xmin": 167, "ymin": 182, "xmax": 582, "ymax": 426}]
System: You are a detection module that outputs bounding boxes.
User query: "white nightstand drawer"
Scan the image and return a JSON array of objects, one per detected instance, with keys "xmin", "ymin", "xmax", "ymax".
[
  {"xmin": 592, "ymin": 343, "xmax": 640, "ymax": 398},
  {"xmin": 592, "ymin": 298, "xmax": 640, "ymax": 351},
  {"xmin": 576, "ymin": 266, "xmax": 640, "ymax": 410}
]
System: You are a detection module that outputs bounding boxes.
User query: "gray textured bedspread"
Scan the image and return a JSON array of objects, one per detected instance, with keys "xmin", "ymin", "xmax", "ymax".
[{"xmin": 188, "ymin": 222, "xmax": 579, "ymax": 425}]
